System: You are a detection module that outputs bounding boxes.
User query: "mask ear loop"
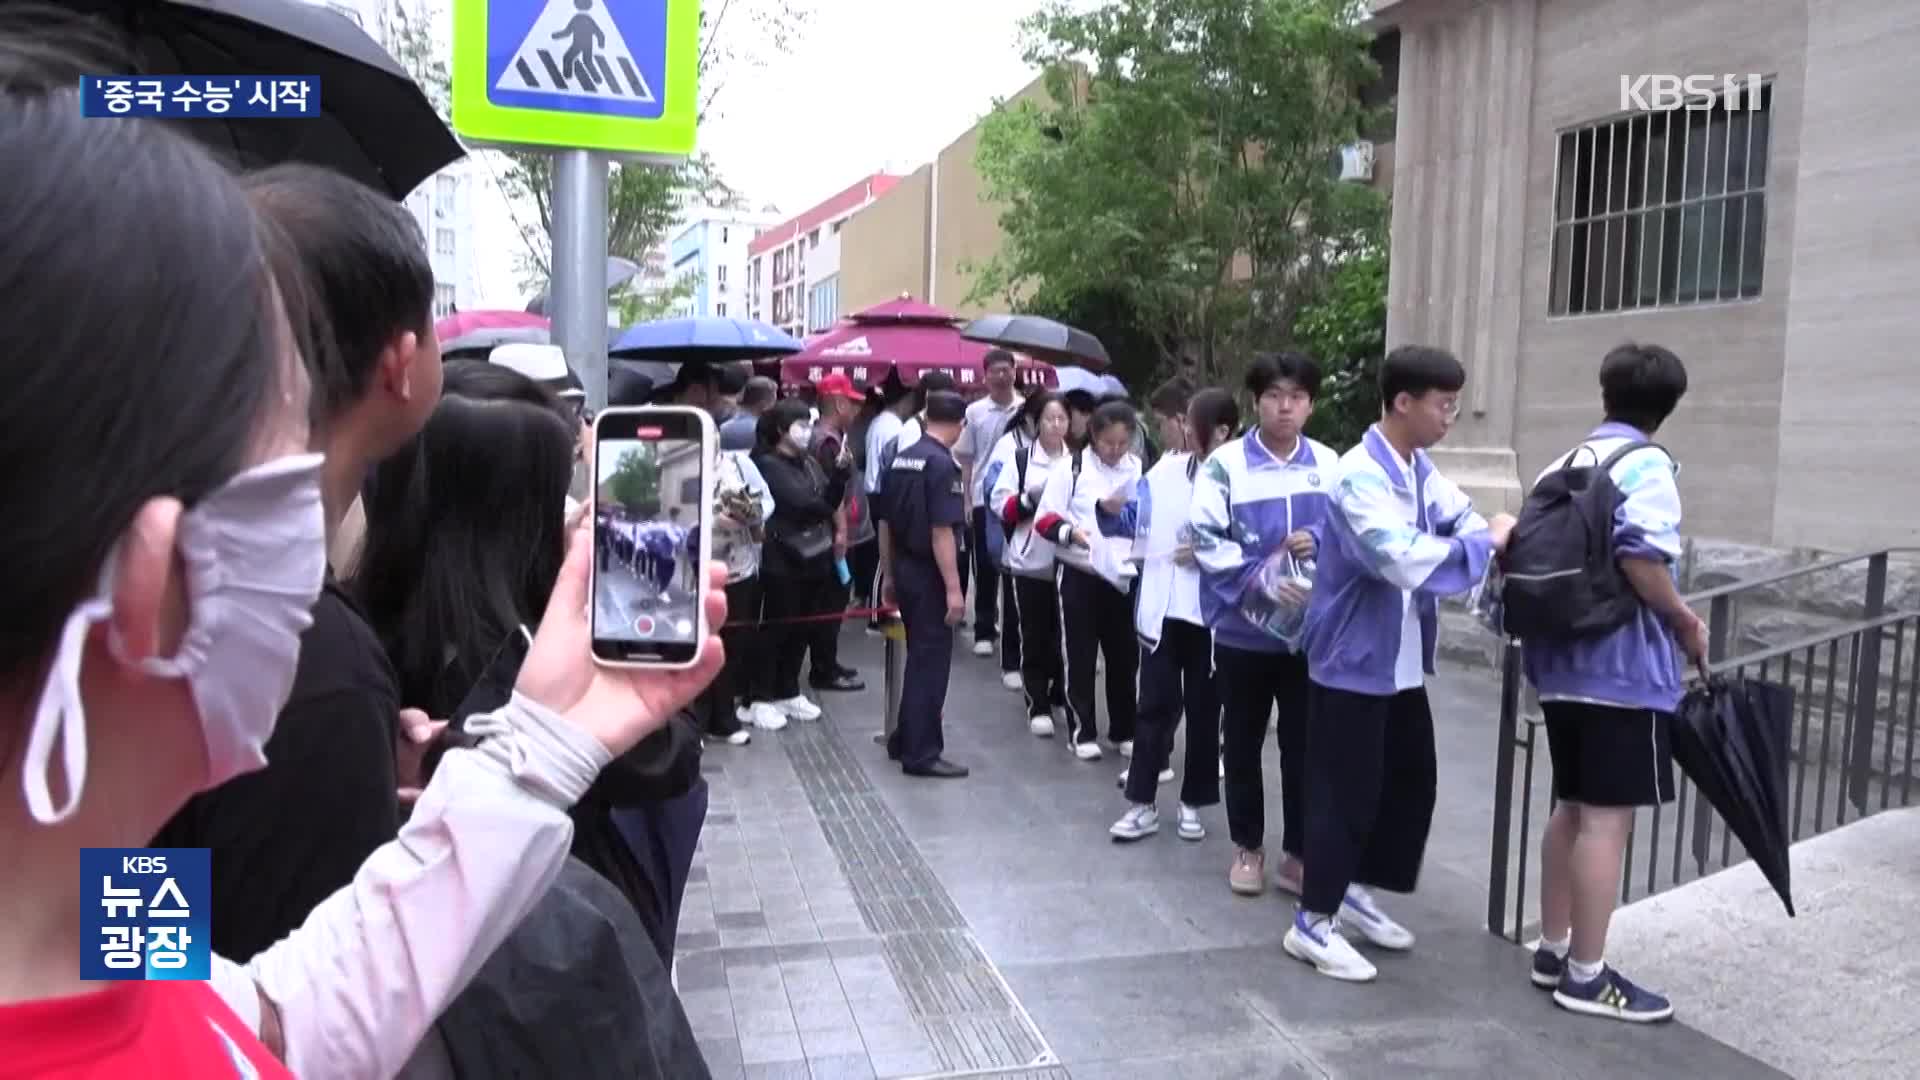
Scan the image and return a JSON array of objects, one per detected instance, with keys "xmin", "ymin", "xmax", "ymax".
[{"xmin": 22, "ymin": 597, "xmax": 112, "ymax": 825}]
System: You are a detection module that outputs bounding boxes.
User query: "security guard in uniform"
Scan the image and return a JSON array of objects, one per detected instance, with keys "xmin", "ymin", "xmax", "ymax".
[{"xmin": 878, "ymin": 389, "xmax": 971, "ymax": 778}]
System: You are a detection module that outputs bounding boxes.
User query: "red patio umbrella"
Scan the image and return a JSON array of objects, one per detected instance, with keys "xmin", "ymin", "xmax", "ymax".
[
  {"xmin": 435, "ymin": 310, "xmax": 550, "ymax": 356},
  {"xmin": 781, "ymin": 298, "xmax": 1055, "ymax": 394}
]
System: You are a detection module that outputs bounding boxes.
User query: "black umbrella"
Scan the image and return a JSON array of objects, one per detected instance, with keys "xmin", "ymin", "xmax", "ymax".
[
  {"xmin": 960, "ymin": 313, "xmax": 1111, "ymax": 369},
  {"xmin": 1674, "ymin": 673, "xmax": 1797, "ymax": 916},
  {"xmin": 28, "ymin": 0, "xmax": 463, "ymax": 199}
]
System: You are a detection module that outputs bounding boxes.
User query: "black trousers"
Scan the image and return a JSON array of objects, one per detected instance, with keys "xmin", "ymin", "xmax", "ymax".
[
  {"xmin": 1058, "ymin": 566, "xmax": 1138, "ymax": 747},
  {"xmin": 1009, "ymin": 574, "xmax": 1066, "ymax": 718},
  {"xmin": 761, "ymin": 572, "xmax": 822, "ymax": 700},
  {"xmin": 850, "ymin": 537, "xmax": 880, "ymax": 615},
  {"xmin": 887, "ymin": 558, "xmax": 953, "ymax": 770},
  {"xmin": 1300, "ymin": 683, "xmax": 1439, "ymax": 915},
  {"xmin": 701, "ymin": 575, "xmax": 763, "ymax": 734},
  {"xmin": 1125, "ymin": 618, "xmax": 1220, "ymax": 807},
  {"xmin": 803, "ymin": 575, "xmax": 847, "ymax": 684},
  {"xmin": 968, "ymin": 510, "xmax": 1021, "ymax": 672},
  {"xmin": 1216, "ymin": 645, "xmax": 1310, "ymax": 856}
]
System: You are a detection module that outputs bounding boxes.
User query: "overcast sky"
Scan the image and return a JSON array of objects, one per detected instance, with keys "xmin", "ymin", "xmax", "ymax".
[{"xmin": 469, "ymin": 0, "xmax": 1050, "ymax": 307}]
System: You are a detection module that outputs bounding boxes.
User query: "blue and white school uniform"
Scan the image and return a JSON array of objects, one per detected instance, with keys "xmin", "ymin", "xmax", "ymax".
[
  {"xmin": 1288, "ymin": 425, "xmax": 1493, "ymax": 977},
  {"xmin": 1522, "ymin": 422, "xmax": 1685, "ymax": 810},
  {"xmin": 1121, "ymin": 451, "xmax": 1222, "ymax": 812},
  {"xmin": 1034, "ymin": 446, "xmax": 1141, "ymax": 755},
  {"xmin": 1188, "ymin": 429, "xmax": 1336, "ymax": 860}
]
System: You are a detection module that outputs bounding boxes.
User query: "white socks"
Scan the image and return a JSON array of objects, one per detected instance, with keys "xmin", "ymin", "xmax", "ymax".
[
  {"xmin": 1568, "ymin": 957, "xmax": 1605, "ymax": 983},
  {"xmin": 1539, "ymin": 935, "xmax": 1570, "ymax": 958}
]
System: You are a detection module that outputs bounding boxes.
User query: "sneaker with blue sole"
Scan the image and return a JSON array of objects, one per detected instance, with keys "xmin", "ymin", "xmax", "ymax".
[
  {"xmin": 1530, "ymin": 944, "xmax": 1565, "ymax": 988},
  {"xmin": 1553, "ymin": 966, "xmax": 1675, "ymax": 1023}
]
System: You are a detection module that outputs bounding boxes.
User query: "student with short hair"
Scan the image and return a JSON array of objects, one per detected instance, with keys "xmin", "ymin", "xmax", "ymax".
[
  {"xmin": 1521, "ymin": 343, "xmax": 1700, "ymax": 1023},
  {"xmin": 1188, "ymin": 352, "xmax": 1338, "ymax": 896},
  {"xmin": 1284, "ymin": 346, "xmax": 1516, "ymax": 983}
]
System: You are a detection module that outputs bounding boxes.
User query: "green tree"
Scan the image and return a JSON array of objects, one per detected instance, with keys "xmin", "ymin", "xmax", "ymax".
[
  {"xmin": 1293, "ymin": 243, "xmax": 1387, "ymax": 449},
  {"xmin": 608, "ymin": 447, "xmax": 662, "ymax": 513},
  {"xmin": 969, "ymin": 0, "xmax": 1387, "ymax": 385}
]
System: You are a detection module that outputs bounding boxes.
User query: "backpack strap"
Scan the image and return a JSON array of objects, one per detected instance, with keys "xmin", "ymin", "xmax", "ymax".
[{"xmin": 1598, "ymin": 440, "xmax": 1670, "ymax": 472}]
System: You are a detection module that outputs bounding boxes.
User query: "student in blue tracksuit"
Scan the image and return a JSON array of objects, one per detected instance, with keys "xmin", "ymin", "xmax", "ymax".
[
  {"xmin": 1524, "ymin": 343, "xmax": 1702, "ymax": 1023},
  {"xmin": 1285, "ymin": 346, "xmax": 1517, "ymax": 983},
  {"xmin": 1188, "ymin": 353, "xmax": 1338, "ymax": 897},
  {"xmin": 1110, "ymin": 383, "xmax": 1240, "ymax": 843}
]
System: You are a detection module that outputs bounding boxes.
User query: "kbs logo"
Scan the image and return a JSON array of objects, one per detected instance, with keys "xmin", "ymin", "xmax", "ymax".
[
  {"xmin": 80, "ymin": 847, "xmax": 212, "ymax": 981},
  {"xmin": 1620, "ymin": 74, "xmax": 1765, "ymax": 112}
]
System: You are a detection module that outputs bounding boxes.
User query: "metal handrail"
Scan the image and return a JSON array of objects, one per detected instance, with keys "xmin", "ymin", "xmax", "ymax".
[
  {"xmin": 1705, "ymin": 609, "xmax": 1918, "ymax": 675},
  {"xmin": 1683, "ymin": 546, "xmax": 1920, "ymax": 604}
]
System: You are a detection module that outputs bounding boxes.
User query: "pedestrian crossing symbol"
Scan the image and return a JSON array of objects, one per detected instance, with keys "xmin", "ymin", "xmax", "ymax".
[
  {"xmin": 494, "ymin": 0, "xmax": 656, "ymax": 108},
  {"xmin": 452, "ymin": 0, "xmax": 697, "ymax": 157}
]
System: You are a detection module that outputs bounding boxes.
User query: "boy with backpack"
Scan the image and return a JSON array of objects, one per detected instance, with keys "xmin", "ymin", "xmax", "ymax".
[
  {"xmin": 1286, "ymin": 346, "xmax": 1516, "ymax": 983},
  {"xmin": 1504, "ymin": 342, "xmax": 1703, "ymax": 1023}
]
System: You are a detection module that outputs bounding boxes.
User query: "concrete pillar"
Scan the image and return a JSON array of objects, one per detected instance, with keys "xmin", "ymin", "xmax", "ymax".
[{"xmin": 1383, "ymin": 0, "xmax": 1539, "ymax": 514}]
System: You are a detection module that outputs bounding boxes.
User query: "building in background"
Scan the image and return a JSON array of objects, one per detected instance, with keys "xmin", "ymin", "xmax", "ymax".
[
  {"xmin": 326, "ymin": 0, "xmax": 481, "ymax": 317},
  {"xmin": 1371, "ymin": 0, "xmax": 1920, "ymax": 549},
  {"xmin": 746, "ymin": 174, "xmax": 901, "ymax": 339},
  {"xmin": 668, "ymin": 205, "xmax": 783, "ymax": 319}
]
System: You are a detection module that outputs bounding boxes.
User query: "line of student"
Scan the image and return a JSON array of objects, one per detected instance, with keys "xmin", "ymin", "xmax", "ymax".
[{"xmin": 951, "ymin": 341, "xmax": 1698, "ymax": 1022}]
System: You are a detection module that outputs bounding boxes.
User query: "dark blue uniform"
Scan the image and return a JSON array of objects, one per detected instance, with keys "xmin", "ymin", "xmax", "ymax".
[{"xmin": 880, "ymin": 436, "xmax": 966, "ymax": 770}]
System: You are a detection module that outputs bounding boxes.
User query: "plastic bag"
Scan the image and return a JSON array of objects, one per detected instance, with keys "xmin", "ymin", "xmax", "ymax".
[
  {"xmin": 1240, "ymin": 549, "xmax": 1316, "ymax": 647},
  {"xmin": 1468, "ymin": 558, "xmax": 1508, "ymax": 638}
]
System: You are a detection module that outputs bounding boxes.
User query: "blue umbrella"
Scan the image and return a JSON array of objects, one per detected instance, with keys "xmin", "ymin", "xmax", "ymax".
[{"xmin": 609, "ymin": 317, "xmax": 803, "ymax": 364}]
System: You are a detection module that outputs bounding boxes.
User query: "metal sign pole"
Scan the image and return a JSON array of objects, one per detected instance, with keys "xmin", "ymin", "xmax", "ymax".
[{"xmin": 551, "ymin": 149, "xmax": 610, "ymax": 411}]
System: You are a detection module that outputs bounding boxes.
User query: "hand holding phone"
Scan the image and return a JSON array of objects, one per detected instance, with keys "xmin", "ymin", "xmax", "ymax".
[{"xmin": 589, "ymin": 407, "xmax": 718, "ymax": 670}]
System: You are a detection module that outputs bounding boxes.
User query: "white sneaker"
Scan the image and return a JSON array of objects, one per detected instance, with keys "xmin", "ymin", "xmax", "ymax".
[
  {"xmin": 1002, "ymin": 671, "xmax": 1024, "ymax": 691},
  {"xmin": 1218, "ymin": 754, "xmax": 1226, "ymax": 779},
  {"xmin": 1176, "ymin": 804, "xmax": 1205, "ymax": 841},
  {"xmin": 748, "ymin": 703, "xmax": 788, "ymax": 731},
  {"xmin": 972, "ymin": 640, "xmax": 995, "ymax": 657},
  {"xmin": 1340, "ymin": 886, "xmax": 1416, "ymax": 951},
  {"xmin": 1109, "ymin": 804, "xmax": 1159, "ymax": 841},
  {"xmin": 1116, "ymin": 740, "xmax": 1135, "ymax": 759},
  {"xmin": 773, "ymin": 696, "xmax": 821, "ymax": 722},
  {"xmin": 1121, "ymin": 766, "xmax": 1175, "ymax": 787},
  {"xmin": 1073, "ymin": 741, "xmax": 1103, "ymax": 761},
  {"xmin": 725, "ymin": 730, "xmax": 752, "ymax": 746},
  {"xmin": 1284, "ymin": 913, "xmax": 1378, "ymax": 982},
  {"xmin": 1029, "ymin": 714, "xmax": 1055, "ymax": 737}
]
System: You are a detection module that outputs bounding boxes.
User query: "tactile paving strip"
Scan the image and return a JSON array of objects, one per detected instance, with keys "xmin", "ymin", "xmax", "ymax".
[{"xmin": 783, "ymin": 721, "xmax": 1055, "ymax": 1075}]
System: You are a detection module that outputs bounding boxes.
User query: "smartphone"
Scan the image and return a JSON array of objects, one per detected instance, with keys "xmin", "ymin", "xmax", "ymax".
[{"xmin": 591, "ymin": 405, "xmax": 716, "ymax": 669}]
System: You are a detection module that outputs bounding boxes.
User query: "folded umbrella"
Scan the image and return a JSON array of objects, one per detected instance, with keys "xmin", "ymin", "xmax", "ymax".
[
  {"xmin": 39, "ymin": 0, "xmax": 464, "ymax": 199},
  {"xmin": 961, "ymin": 313, "xmax": 1110, "ymax": 369},
  {"xmin": 1673, "ymin": 673, "xmax": 1797, "ymax": 916}
]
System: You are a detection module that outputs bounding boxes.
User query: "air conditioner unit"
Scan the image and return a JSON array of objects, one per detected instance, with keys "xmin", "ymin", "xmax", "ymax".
[{"xmin": 1338, "ymin": 141, "xmax": 1375, "ymax": 183}]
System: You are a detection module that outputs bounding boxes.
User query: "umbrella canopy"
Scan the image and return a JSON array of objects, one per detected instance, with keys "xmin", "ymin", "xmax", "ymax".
[
  {"xmin": 523, "ymin": 257, "xmax": 645, "ymax": 316},
  {"xmin": 961, "ymin": 313, "xmax": 1111, "ymax": 369},
  {"xmin": 1674, "ymin": 674, "xmax": 1797, "ymax": 917},
  {"xmin": 609, "ymin": 316, "xmax": 804, "ymax": 364},
  {"xmin": 436, "ymin": 310, "xmax": 550, "ymax": 356},
  {"xmin": 781, "ymin": 319, "xmax": 1055, "ymax": 393},
  {"xmin": 845, "ymin": 296, "xmax": 960, "ymax": 326},
  {"xmin": 44, "ymin": 0, "xmax": 464, "ymax": 199}
]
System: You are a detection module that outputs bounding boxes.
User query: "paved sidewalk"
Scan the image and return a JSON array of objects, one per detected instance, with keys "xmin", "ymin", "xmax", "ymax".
[{"xmin": 675, "ymin": 633, "xmax": 1785, "ymax": 1079}]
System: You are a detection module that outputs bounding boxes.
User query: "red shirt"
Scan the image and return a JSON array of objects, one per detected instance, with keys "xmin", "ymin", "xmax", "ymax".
[{"xmin": 0, "ymin": 980, "xmax": 291, "ymax": 1079}]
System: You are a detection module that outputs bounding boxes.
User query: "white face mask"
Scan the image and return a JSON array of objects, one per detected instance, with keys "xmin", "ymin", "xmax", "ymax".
[
  {"xmin": 21, "ymin": 454, "xmax": 328, "ymax": 825},
  {"xmin": 787, "ymin": 421, "xmax": 814, "ymax": 448}
]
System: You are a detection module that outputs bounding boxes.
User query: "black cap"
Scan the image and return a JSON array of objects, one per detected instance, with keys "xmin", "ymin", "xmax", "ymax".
[{"xmin": 924, "ymin": 390, "xmax": 966, "ymax": 425}]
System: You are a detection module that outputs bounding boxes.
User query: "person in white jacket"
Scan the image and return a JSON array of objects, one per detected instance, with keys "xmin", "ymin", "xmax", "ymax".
[
  {"xmin": 1111, "ymin": 384, "xmax": 1240, "ymax": 843},
  {"xmin": 986, "ymin": 391, "xmax": 1075, "ymax": 734},
  {"xmin": 1033, "ymin": 400, "xmax": 1143, "ymax": 761}
]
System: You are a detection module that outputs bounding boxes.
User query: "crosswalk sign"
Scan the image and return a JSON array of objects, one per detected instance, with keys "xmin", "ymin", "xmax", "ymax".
[{"xmin": 452, "ymin": 0, "xmax": 697, "ymax": 158}]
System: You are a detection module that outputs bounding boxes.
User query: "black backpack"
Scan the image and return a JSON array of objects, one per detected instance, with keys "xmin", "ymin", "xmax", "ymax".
[{"xmin": 1501, "ymin": 441, "xmax": 1669, "ymax": 640}]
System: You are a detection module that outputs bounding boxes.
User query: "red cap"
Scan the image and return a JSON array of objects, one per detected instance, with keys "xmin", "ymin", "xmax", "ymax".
[{"xmin": 816, "ymin": 372, "xmax": 866, "ymax": 401}]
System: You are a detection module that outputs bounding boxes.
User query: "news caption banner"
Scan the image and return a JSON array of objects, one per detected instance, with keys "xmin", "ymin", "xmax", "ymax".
[
  {"xmin": 80, "ymin": 848, "xmax": 212, "ymax": 981},
  {"xmin": 77, "ymin": 76, "xmax": 321, "ymax": 118}
]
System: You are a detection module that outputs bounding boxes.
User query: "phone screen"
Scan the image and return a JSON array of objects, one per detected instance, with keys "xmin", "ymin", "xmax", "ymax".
[{"xmin": 592, "ymin": 407, "xmax": 711, "ymax": 667}]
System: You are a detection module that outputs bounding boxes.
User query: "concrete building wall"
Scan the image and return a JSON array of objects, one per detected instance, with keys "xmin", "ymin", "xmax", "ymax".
[
  {"xmin": 1380, "ymin": 0, "xmax": 1920, "ymax": 548},
  {"xmin": 1773, "ymin": 3, "xmax": 1920, "ymax": 548},
  {"xmin": 839, "ymin": 165, "xmax": 932, "ymax": 313}
]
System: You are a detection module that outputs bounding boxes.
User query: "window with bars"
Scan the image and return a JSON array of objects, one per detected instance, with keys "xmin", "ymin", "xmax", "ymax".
[{"xmin": 1549, "ymin": 81, "xmax": 1772, "ymax": 316}]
